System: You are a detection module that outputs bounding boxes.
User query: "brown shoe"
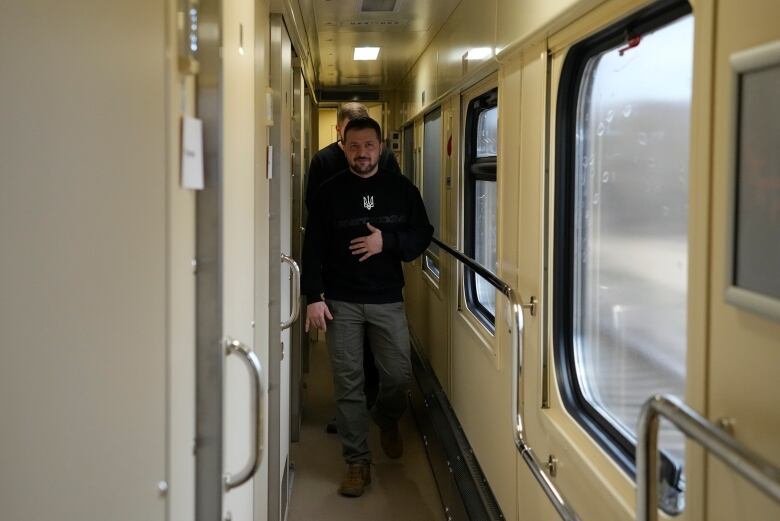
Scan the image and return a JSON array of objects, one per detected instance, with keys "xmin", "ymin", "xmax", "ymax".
[
  {"xmin": 380, "ymin": 424, "xmax": 403, "ymax": 459},
  {"xmin": 338, "ymin": 463, "xmax": 371, "ymax": 497}
]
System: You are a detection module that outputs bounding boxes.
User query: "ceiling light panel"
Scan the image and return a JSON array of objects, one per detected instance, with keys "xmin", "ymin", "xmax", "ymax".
[{"xmin": 353, "ymin": 47, "xmax": 380, "ymax": 60}]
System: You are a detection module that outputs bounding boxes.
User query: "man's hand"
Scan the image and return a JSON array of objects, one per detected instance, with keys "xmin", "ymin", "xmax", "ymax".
[
  {"xmin": 349, "ymin": 223, "xmax": 383, "ymax": 262},
  {"xmin": 305, "ymin": 301, "xmax": 333, "ymax": 332}
]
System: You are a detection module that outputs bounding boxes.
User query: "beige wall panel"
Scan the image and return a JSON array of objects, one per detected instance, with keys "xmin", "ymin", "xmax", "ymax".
[
  {"xmin": 496, "ymin": 0, "xmax": 601, "ymax": 52},
  {"xmin": 708, "ymin": 1, "xmax": 780, "ymax": 519},
  {"xmin": 527, "ymin": 2, "xmax": 673, "ymax": 517},
  {"xmin": 434, "ymin": 0, "xmax": 498, "ymax": 95},
  {"xmin": 513, "ymin": 40, "xmax": 632, "ymax": 521},
  {"xmin": 411, "ymin": 47, "xmax": 440, "ymax": 117},
  {"xmin": 252, "ymin": 1, "xmax": 272, "ymax": 516},
  {"xmin": 0, "ymin": 1, "xmax": 168, "ymax": 519},
  {"xmin": 450, "ymin": 311, "xmax": 515, "ymax": 517},
  {"xmin": 405, "ymin": 122, "xmax": 429, "ymax": 360},
  {"xmin": 444, "ymin": 85, "xmax": 513, "ymax": 517},
  {"xmin": 367, "ymin": 103, "xmax": 383, "ymax": 131},
  {"xmin": 166, "ymin": 0, "xmax": 198, "ymax": 517},
  {"xmin": 399, "ymin": 0, "xmax": 497, "ymax": 121},
  {"xmin": 318, "ymin": 107, "xmax": 337, "ymax": 149},
  {"xmin": 682, "ymin": 0, "xmax": 716, "ymax": 518},
  {"xmin": 222, "ymin": 0, "xmax": 257, "ymax": 519}
]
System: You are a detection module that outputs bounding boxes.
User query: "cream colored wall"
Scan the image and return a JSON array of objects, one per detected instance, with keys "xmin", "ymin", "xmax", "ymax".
[
  {"xmin": 318, "ymin": 107, "xmax": 337, "ymax": 149},
  {"xmin": 166, "ymin": 1, "xmax": 198, "ymax": 519},
  {"xmin": 222, "ymin": 0, "xmax": 261, "ymax": 519},
  {"xmin": 393, "ymin": 0, "xmax": 778, "ymax": 520},
  {"xmin": 0, "ymin": 1, "xmax": 174, "ymax": 519},
  {"xmin": 397, "ymin": 0, "xmax": 609, "ymax": 124},
  {"xmin": 707, "ymin": 0, "xmax": 780, "ymax": 518},
  {"xmin": 252, "ymin": 1, "xmax": 272, "ymax": 516}
]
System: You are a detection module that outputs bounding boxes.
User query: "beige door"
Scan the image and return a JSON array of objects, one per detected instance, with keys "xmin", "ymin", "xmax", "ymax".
[{"xmin": 0, "ymin": 1, "xmax": 173, "ymax": 519}]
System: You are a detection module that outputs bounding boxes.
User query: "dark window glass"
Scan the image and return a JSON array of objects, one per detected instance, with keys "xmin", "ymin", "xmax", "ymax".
[{"xmin": 464, "ymin": 89, "xmax": 498, "ymax": 328}]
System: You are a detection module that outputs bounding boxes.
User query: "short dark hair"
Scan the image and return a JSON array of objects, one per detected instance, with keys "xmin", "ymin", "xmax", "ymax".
[
  {"xmin": 343, "ymin": 117, "xmax": 382, "ymax": 143},
  {"xmin": 337, "ymin": 102, "xmax": 369, "ymax": 123}
]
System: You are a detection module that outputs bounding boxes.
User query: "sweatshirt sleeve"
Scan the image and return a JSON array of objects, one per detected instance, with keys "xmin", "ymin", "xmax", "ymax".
[
  {"xmin": 380, "ymin": 148, "xmax": 403, "ymax": 177},
  {"xmin": 382, "ymin": 181, "xmax": 434, "ymax": 262},
  {"xmin": 301, "ymin": 192, "xmax": 326, "ymax": 303}
]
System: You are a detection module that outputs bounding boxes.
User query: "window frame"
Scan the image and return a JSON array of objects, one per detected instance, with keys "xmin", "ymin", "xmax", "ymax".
[
  {"xmin": 552, "ymin": 0, "xmax": 692, "ymax": 509},
  {"xmin": 463, "ymin": 87, "xmax": 499, "ymax": 332},
  {"xmin": 402, "ymin": 122, "xmax": 415, "ymax": 184},
  {"xmin": 422, "ymin": 106, "xmax": 443, "ymax": 282}
]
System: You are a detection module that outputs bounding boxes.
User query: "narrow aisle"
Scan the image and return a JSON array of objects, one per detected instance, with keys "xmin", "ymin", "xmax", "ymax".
[{"xmin": 288, "ymin": 338, "xmax": 445, "ymax": 521}]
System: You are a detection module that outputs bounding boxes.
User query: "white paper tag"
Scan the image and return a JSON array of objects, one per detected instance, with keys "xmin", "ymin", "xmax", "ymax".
[{"xmin": 181, "ymin": 116, "xmax": 204, "ymax": 190}]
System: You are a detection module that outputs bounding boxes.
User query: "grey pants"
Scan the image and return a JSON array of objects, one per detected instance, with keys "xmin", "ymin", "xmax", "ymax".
[{"xmin": 325, "ymin": 299, "xmax": 411, "ymax": 464}]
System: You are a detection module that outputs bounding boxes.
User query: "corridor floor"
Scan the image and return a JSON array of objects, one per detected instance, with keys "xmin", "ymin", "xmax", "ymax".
[{"xmin": 288, "ymin": 338, "xmax": 445, "ymax": 521}]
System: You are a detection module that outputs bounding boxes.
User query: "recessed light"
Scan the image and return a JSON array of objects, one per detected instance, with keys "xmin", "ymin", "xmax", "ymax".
[
  {"xmin": 353, "ymin": 47, "xmax": 380, "ymax": 60},
  {"xmin": 465, "ymin": 47, "xmax": 492, "ymax": 60}
]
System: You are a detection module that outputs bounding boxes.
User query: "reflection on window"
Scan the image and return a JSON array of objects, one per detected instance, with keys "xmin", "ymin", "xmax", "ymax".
[
  {"xmin": 464, "ymin": 89, "xmax": 498, "ymax": 329},
  {"xmin": 423, "ymin": 108, "xmax": 442, "ymax": 279},
  {"xmin": 475, "ymin": 180, "xmax": 497, "ymax": 315},
  {"xmin": 558, "ymin": 8, "xmax": 693, "ymax": 515},
  {"xmin": 477, "ymin": 107, "xmax": 498, "ymax": 158}
]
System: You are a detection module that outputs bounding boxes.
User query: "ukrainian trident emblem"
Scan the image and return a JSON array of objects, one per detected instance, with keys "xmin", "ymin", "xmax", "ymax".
[{"xmin": 363, "ymin": 195, "xmax": 374, "ymax": 210}]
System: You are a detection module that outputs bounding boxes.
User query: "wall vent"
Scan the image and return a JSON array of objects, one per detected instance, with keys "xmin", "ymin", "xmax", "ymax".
[
  {"xmin": 359, "ymin": 0, "xmax": 398, "ymax": 13},
  {"xmin": 340, "ymin": 19, "xmax": 407, "ymax": 27}
]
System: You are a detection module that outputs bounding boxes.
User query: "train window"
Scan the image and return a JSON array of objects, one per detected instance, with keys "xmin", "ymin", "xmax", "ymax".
[
  {"xmin": 423, "ymin": 108, "xmax": 442, "ymax": 279},
  {"xmin": 464, "ymin": 88, "xmax": 498, "ymax": 329},
  {"xmin": 402, "ymin": 123, "xmax": 414, "ymax": 183},
  {"xmin": 554, "ymin": 2, "xmax": 693, "ymax": 514}
]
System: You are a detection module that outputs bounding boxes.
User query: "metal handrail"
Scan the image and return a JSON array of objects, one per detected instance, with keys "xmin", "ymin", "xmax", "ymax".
[
  {"xmin": 280, "ymin": 254, "xmax": 301, "ymax": 330},
  {"xmin": 430, "ymin": 237, "xmax": 580, "ymax": 521},
  {"xmin": 637, "ymin": 394, "xmax": 780, "ymax": 521},
  {"xmin": 223, "ymin": 338, "xmax": 264, "ymax": 491}
]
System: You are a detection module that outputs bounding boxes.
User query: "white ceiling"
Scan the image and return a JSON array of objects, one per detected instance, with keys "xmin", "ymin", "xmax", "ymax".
[{"xmin": 308, "ymin": 0, "xmax": 462, "ymax": 90}]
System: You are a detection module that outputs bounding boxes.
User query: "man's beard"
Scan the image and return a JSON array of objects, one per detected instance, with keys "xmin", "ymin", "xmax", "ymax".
[{"xmin": 349, "ymin": 156, "xmax": 378, "ymax": 176}]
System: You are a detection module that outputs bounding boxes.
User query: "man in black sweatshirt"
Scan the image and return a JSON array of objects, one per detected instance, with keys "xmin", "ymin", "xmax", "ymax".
[
  {"xmin": 306, "ymin": 102, "xmax": 401, "ymax": 432},
  {"xmin": 302, "ymin": 117, "xmax": 433, "ymax": 497},
  {"xmin": 305, "ymin": 102, "xmax": 402, "ymax": 212}
]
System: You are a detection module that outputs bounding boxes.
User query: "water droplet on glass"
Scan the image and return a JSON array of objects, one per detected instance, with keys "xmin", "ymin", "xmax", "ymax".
[
  {"xmin": 582, "ymin": 156, "xmax": 590, "ymax": 168},
  {"xmin": 622, "ymin": 104, "xmax": 633, "ymax": 118},
  {"xmin": 605, "ymin": 110, "xmax": 615, "ymax": 123},
  {"xmin": 585, "ymin": 210, "xmax": 591, "ymax": 221},
  {"xmin": 602, "ymin": 171, "xmax": 610, "ymax": 183},
  {"xmin": 597, "ymin": 122, "xmax": 606, "ymax": 136},
  {"xmin": 638, "ymin": 132, "xmax": 648, "ymax": 145},
  {"xmin": 592, "ymin": 192, "xmax": 600, "ymax": 205}
]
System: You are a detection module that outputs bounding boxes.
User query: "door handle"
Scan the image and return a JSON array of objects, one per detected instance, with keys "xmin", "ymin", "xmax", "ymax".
[
  {"xmin": 223, "ymin": 338, "xmax": 263, "ymax": 491},
  {"xmin": 280, "ymin": 254, "xmax": 301, "ymax": 330}
]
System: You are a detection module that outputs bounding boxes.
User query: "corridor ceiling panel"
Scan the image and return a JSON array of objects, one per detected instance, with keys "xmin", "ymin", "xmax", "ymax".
[{"xmin": 309, "ymin": 0, "xmax": 461, "ymax": 89}]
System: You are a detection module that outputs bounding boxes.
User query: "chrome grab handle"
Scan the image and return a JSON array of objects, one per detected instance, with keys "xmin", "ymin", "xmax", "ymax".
[
  {"xmin": 223, "ymin": 338, "xmax": 263, "ymax": 491},
  {"xmin": 429, "ymin": 237, "xmax": 579, "ymax": 521},
  {"xmin": 280, "ymin": 254, "xmax": 301, "ymax": 330},
  {"xmin": 637, "ymin": 394, "xmax": 780, "ymax": 521},
  {"xmin": 509, "ymin": 292, "xmax": 580, "ymax": 521}
]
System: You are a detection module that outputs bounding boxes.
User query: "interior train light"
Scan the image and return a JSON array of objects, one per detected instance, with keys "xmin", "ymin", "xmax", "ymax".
[
  {"xmin": 353, "ymin": 47, "xmax": 380, "ymax": 60},
  {"xmin": 465, "ymin": 47, "xmax": 492, "ymax": 60}
]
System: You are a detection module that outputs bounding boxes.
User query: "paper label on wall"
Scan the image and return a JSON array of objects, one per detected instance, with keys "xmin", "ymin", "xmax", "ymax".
[{"xmin": 181, "ymin": 116, "xmax": 204, "ymax": 190}]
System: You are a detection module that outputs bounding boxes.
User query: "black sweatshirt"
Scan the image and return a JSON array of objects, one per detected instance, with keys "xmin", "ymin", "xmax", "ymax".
[
  {"xmin": 302, "ymin": 167, "xmax": 433, "ymax": 305},
  {"xmin": 305, "ymin": 141, "xmax": 402, "ymax": 211}
]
